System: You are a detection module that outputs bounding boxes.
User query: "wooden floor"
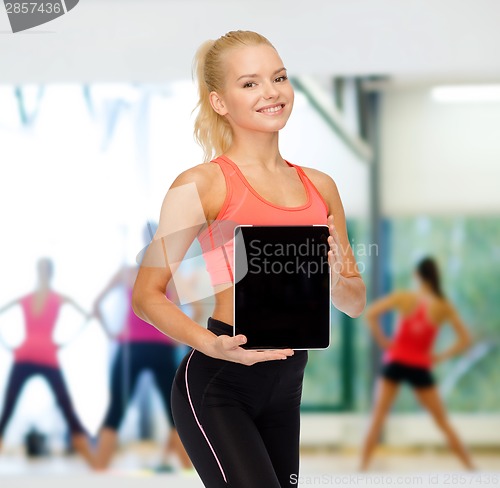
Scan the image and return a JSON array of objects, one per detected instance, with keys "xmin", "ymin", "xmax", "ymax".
[{"xmin": 1, "ymin": 443, "xmax": 499, "ymax": 487}]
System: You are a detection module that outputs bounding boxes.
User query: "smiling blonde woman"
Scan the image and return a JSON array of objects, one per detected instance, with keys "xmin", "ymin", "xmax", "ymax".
[{"xmin": 132, "ymin": 30, "xmax": 366, "ymax": 487}]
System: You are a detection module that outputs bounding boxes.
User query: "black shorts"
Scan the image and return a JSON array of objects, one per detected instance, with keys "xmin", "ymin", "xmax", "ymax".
[{"xmin": 381, "ymin": 361, "xmax": 435, "ymax": 388}]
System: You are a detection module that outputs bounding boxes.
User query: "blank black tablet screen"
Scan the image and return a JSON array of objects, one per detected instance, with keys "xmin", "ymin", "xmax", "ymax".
[{"xmin": 234, "ymin": 225, "xmax": 330, "ymax": 350}]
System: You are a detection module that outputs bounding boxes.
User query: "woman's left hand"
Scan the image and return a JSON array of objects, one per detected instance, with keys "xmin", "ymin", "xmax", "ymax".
[{"xmin": 327, "ymin": 214, "xmax": 344, "ymax": 290}]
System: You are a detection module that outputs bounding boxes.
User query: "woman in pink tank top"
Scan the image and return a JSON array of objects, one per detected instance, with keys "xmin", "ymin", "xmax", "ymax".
[
  {"xmin": 90, "ymin": 223, "xmax": 192, "ymax": 471},
  {"xmin": 360, "ymin": 257, "xmax": 475, "ymax": 471},
  {"xmin": 133, "ymin": 31, "xmax": 366, "ymax": 487},
  {"xmin": 0, "ymin": 258, "xmax": 94, "ymax": 466}
]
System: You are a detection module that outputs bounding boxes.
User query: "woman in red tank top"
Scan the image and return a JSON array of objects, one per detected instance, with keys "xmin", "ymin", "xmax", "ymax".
[
  {"xmin": 0, "ymin": 258, "xmax": 94, "ymax": 465},
  {"xmin": 91, "ymin": 223, "xmax": 193, "ymax": 471},
  {"xmin": 360, "ymin": 257, "xmax": 475, "ymax": 471},
  {"xmin": 133, "ymin": 30, "xmax": 366, "ymax": 487}
]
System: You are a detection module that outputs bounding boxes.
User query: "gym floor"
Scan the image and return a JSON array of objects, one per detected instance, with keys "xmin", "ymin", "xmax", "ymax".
[{"xmin": 1, "ymin": 443, "xmax": 499, "ymax": 487}]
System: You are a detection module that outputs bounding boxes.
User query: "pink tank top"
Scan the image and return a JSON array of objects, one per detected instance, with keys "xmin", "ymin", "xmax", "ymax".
[
  {"xmin": 197, "ymin": 155, "xmax": 329, "ymax": 286},
  {"xmin": 383, "ymin": 301, "xmax": 439, "ymax": 368},
  {"xmin": 117, "ymin": 288, "xmax": 175, "ymax": 345},
  {"xmin": 15, "ymin": 292, "xmax": 62, "ymax": 367}
]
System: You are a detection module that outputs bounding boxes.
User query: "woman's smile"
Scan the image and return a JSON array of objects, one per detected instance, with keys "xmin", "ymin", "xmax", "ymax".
[{"xmin": 256, "ymin": 103, "xmax": 285, "ymax": 115}]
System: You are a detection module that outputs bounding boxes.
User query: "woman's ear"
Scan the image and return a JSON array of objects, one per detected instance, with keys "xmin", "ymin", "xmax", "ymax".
[{"xmin": 209, "ymin": 91, "xmax": 228, "ymax": 116}]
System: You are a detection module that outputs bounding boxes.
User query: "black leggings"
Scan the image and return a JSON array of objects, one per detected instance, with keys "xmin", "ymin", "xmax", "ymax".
[
  {"xmin": 0, "ymin": 362, "xmax": 86, "ymax": 437},
  {"xmin": 171, "ymin": 317, "xmax": 308, "ymax": 488},
  {"xmin": 102, "ymin": 342, "xmax": 177, "ymax": 430}
]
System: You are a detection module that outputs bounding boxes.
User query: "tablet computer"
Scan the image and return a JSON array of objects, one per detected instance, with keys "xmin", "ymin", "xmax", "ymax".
[{"xmin": 233, "ymin": 225, "xmax": 331, "ymax": 350}]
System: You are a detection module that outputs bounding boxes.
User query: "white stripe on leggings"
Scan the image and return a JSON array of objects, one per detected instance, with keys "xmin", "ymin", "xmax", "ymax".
[{"xmin": 185, "ymin": 349, "xmax": 227, "ymax": 483}]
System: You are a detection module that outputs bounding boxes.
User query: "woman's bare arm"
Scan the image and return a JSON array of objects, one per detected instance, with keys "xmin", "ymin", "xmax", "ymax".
[
  {"xmin": 0, "ymin": 298, "xmax": 22, "ymax": 350},
  {"xmin": 0, "ymin": 298, "xmax": 21, "ymax": 315},
  {"xmin": 90, "ymin": 268, "xmax": 126, "ymax": 338},
  {"xmin": 61, "ymin": 295, "xmax": 92, "ymax": 319},
  {"xmin": 364, "ymin": 292, "xmax": 404, "ymax": 350},
  {"xmin": 433, "ymin": 302, "xmax": 473, "ymax": 364},
  {"xmin": 303, "ymin": 168, "xmax": 366, "ymax": 317},
  {"xmin": 0, "ymin": 298, "xmax": 21, "ymax": 350},
  {"xmin": 92, "ymin": 268, "xmax": 125, "ymax": 315},
  {"xmin": 132, "ymin": 165, "xmax": 294, "ymax": 365}
]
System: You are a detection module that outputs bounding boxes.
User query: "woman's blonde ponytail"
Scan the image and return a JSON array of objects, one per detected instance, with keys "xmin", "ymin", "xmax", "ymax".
[{"xmin": 192, "ymin": 31, "xmax": 274, "ymax": 162}]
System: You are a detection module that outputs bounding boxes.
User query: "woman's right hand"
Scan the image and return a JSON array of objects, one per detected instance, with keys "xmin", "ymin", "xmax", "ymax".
[{"xmin": 207, "ymin": 334, "xmax": 295, "ymax": 366}]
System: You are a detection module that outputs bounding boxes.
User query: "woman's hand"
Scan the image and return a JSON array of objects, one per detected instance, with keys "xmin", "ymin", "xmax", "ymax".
[
  {"xmin": 327, "ymin": 214, "xmax": 343, "ymax": 290},
  {"xmin": 206, "ymin": 334, "xmax": 294, "ymax": 366}
]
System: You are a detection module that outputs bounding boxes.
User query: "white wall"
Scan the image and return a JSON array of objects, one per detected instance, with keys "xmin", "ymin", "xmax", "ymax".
[
  {"xmin": 0, "ymin": 81, "xmax": 368, "ymax": 448},
  {"xmin": 380, "ymin": 87, "xmax": 500, "ymax": 215},
  {"xmin": 283, "ymin": 91, "xmax": 369, "ymax": 219},
  {"xmin": 1, "ymin": 0, "xmax": 500, "ymax": 82}
]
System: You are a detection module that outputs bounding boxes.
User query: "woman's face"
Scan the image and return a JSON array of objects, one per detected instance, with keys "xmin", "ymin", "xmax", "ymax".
[{"xmin": 212, "ymin": 44, "xmax": 294, "ymax": 134}]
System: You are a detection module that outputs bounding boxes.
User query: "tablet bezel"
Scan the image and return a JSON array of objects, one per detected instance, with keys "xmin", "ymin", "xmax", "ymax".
[{"xmin": 233, "ymin": 224, "xmax": 331, "ymax": 351}]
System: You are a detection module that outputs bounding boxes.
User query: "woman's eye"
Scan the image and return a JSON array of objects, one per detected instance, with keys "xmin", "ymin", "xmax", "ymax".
[
  {"xmin": 243, "ymin": 82, "xmax": 256, "ymax": 88},
  {"xmin": 275, "ymin": 75, "xmax": 288, "ymax": 82}
]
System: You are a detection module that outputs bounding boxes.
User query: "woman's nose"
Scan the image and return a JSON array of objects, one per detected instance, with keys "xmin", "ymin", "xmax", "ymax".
[{"xmin": 262, "ymin": 81, "xmax": 279, "ymax": 99}]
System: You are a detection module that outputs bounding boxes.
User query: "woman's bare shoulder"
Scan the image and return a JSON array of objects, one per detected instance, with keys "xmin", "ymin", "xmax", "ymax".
[
  {"xmin": 440, "ymin": 297, "xmax": 455, "ymax": 315},
  {"xmin": 300, "ymin": 166, "xmax": 339, "ymax": 196},
  {"xmin": 169, "ymin": 162, "xmax": 226, "ymax": 221},
  {"xmin": 171, "ymin": 162, "xmax": 222, "ymax": 189},
  {"xmin": 300, "ymin": 166, "xmax": 336, "ymax": 186},
  {"xmin": 299, "ymin": 166, "xmax": 339, "ymax": 214},
  {"xmin": 388, "ymin": 289, "xmax": 414, "ymax": 306}
]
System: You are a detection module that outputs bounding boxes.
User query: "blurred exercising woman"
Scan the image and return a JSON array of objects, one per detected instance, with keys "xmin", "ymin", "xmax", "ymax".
[
  {"xmin": 92, "ymin": 225, "xmax": 191, "ymax": 471},
  {"xmin": 360, "ymin": 256, "xmax": 475, "ymax": 471},
  {"xmin": 0, "ymin": 258, "xmax": 93, "ymax": 465}
]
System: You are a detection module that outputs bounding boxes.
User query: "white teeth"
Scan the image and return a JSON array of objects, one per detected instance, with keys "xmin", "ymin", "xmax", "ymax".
[{"xmin": 259, "ymin": 104, "xmax": 283, "ymax": 113}]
